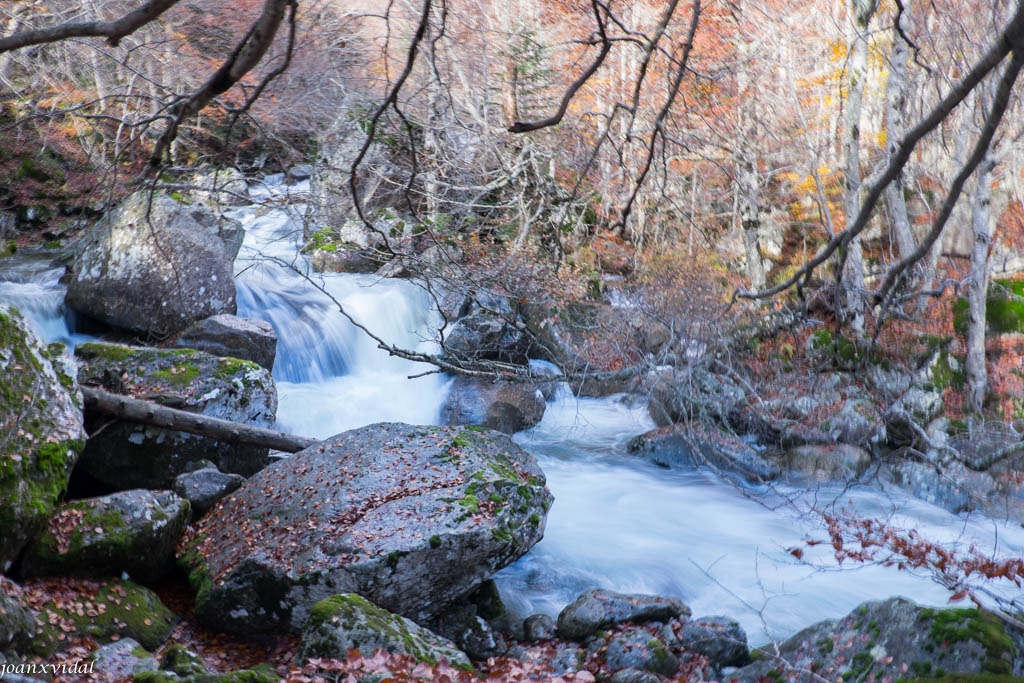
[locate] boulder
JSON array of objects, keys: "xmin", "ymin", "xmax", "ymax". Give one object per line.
[
  {"xmin": 734, "ymin": 598, "xmax": 1018, "ymax": 681},
  {"xmin": 781, "ymin": 444, "xmax": 872, "ymax": 483},
  {"xmin": 185, "ymin": 167, "xmax": 250, "ymax": 207},
  {"xmin": 178, "ymin": 423, "xmax": 552, "ymax": 634},
  {"xmin": 89, "ymin": 638, "xmax": 159, "ymax": 680},
  {"xmin": 644, "ymin": 367, "xmax": 746, "ymax": 428},
  {"xmin": 600, "ymin": 627, "xmax": 679, "ymax": 677},
  {"xmin": 297, "ymin": 594, "xmax": 471, "ymax": 668},
  {"xmin": 886, "ymin": 385, "xmax": 944, "ymax": 448},
  {"xmin": 310, "ymin": 245, "xmax": 380, "ymax": 274},
  {"xmin": 523, "ymin": 614, "xmax": 557, "ymax": 642},
  {"xmin": 440, "ymin": 376, "xmax": 546, "ymax": 434},
  {"xmin": 678, "ymin": 615, "xmax": 749, "ymax": 669},
  {"xmin": 0, "ymin": 578, "xmax": 37, "ymax": 656},
  {"xmin": 172, "ymin": 466, "xmax": 245, "ymax": 518},
  {"xmin": 556, "ymin": 589, "xmax": 690, "ymax": 641},
  {"xmin": 0, "ymin": 305, "xmax": 85, "ymax": 573},
  {"xmin": 75, "ymin": 342, "xmax": 277, "ymax": 489},
  {"xmin": 628, "ymin": 425, "xmax": 780, "ymax": 483},
  {"xmin": 65, "ymin": 191, "xmax": 241, "ymax": 338},
  {"xmin": 18, "ymin": 489, "xmax": 190, "ymax": 584},
  {"xmin": 431, "ymin": 603, "xmax": 507, "ymax": 660},
  {"xmin": 137, "ymin": 645, "xmax": 279, "ymax": 683},
  {"xmin": 174, "ymin": 314, "xmax": 278, "ymax": 370},
  {"xmin": 444, "ymin": 312, "xmax": 532, "ymax": 366}
]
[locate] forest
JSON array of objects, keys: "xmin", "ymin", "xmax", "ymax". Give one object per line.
[{"xmin": 5, "ymin": 0, "xmax": 1024, "ymax": 681}]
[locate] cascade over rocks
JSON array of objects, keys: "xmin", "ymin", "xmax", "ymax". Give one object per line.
[
  {"xmin": 65, "ymin": 190, "xmax": 241, "ymax": 338},
  {"xmin": 0, "ymin": 305, "xmax": 85, "ymax": 573},
  {"xmin": 75, "ymin": 342, "xmax": 277, "ymax": 489},
  {"xmin": 178, "ymin": 422, "xmax": 552, "ymax": 634},
  {"xmin": 17, "ymin": 489, "xmax": 190, "ymax": 584}
]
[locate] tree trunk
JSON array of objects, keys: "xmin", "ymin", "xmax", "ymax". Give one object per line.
[
  {"xmin": 840, "ymin": 0, "xmax": 878, "ymax": 335},
  {"xmin": 883, "ymin": 2, "xmax": 915, "ymax": 262},
  {"xmin": 966, "ymin": 154, "xmax": 996, "ymax": 413},
  {"xmin": 81, "ymin": 386, "xmax": 317, "ymax": 453},
  {"xmin": 740, "ymin": 158, "xmax": 766, "ymax": 290}
]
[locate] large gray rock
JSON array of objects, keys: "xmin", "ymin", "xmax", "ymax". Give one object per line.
[
  {"xmin": 440, "ymin": 376, "xmax": 546, "ymax": 434},
  {"xmin": 678, "ymin": 615, "xmax": 749, "ymax": 669},
  {"xmin": 18, "ymin": 489, "xmax": 190, "ymax": 584},
  {"xmin": 557, "ymin": 589, "xmax": 690, "ymax": 641},
  {"xmin": 781, "ymin": 444, "xmax": 872, "ymax": 483},
  {"xmin": 174, "ymin": 314, "xmax": 278, "ymax": 370},
  {"xmin": 65, "ymin": 191, "xmax": 241, "ymax": 338},
  {"xmin": 444, "ymin": 312, "xmax": 532, "ymax": 366},
  {"xmin": 173, "ymin": 466, "xmax": 245, "ymax": 517},
  {"xmin": 0, "ymin": 305, "xmax": 85, "ymax": 573},
  {"xmin": 0, "ymin": 578, "xmax": 37, "ymax": 656},
  {"xmin": 628, "ymin": 425, "xmax": 780, "ymax": 483},
  {"xmin": 601, "ymin": 627, "xmax": 679, "ymax": 677},
  {"xmin": 75, "ymin": 342, "xmax": 277, "ymax": 489},
  {"xmin": 644, "ymin": 367, "xmax": 747, "ymax": 428},
  {"xmin": 734, "ymin": 597, "xmax": 1019, "ymax": 681},
  {"xmin": 297, "ymin": 594, "xmax": 470, "ymax": 668},
  {"xmin": 178, "ymin": 423, "xmax": 552, "ymax": 634},
  {"xmin": 89, "ymin": 638, "xmax": 159, "ymax": 680}
]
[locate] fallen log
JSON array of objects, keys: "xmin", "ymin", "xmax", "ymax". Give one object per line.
[{"xmin": 81, "ymin": 386, "xmax": 317, "ymax": 453}]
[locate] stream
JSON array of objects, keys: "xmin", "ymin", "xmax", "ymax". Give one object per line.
[{"xmin": 6, "ymin": 176, "xmax": 1024, "ymax": 647}]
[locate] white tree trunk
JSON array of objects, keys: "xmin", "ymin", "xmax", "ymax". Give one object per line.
[
  {"xmin": 883, "ymin": 2, "xmax": 915, "ymax": 262},
  {"xmin": 966, "ymin": 154, "xmax": 996, "ymax": 413}
]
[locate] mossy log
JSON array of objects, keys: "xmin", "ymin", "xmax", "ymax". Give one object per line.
[{"xmin": 81, "ymin": 386, "xmax": 316, "ymax": 453}]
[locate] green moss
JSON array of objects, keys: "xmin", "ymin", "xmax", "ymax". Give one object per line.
[
  {"xmin": 927, "ymin": 608, "xmax": 1015, "ymax": 674},
  {"xmin": 75, "ymin": 341, "xmax": 138, "ymax": 363},
  {"xmin": 212, "ymin": 357, "xmax": 260, "ymax": 381},
  {"xmin": 528, "ymin": 513, "xmax": 541, "ymax": 527},
  {"xmin": 0, "ymin": 240, "xmax": 16, "ymax": 258},
  {"xmin": 491, "ymin": 527, "xmax": 513, "ymax": 542},
  {"xmin": 151, "ymin": 363, "xmax": 201, "ymax": 387},
  {"xmin": 43, "ymin": 580, "xmax": 178, "ymax": 651},
  {"xmin": 457, "ymin": 494, "xmax": 479, "ymax": 513},
  {"xmin": 429, "ymin": 535, "xmax": 442, "ymax": 549}
]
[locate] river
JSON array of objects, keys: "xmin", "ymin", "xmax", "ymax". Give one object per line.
[{"xmin": 5, "ymin": 176, "xmax": 1024, "ymax": 646}]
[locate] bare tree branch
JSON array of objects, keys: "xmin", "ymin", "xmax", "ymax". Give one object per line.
[{"xmin": 0, "ymin": 0, "xmax": 181, "ymax": 52}]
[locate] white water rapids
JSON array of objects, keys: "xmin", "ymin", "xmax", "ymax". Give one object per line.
[{"xmin": 6, "ymin": 177, "xmax": 1024, "ymax": 646}]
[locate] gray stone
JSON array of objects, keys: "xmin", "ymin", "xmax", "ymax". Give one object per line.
[
  {"xmin": 65, "ymin": 191, "xmax": 240, "ymax": 338},
  {"xmin": 173, "ymin": 466, "xmax": 245, "ymax": 517},
  {"xmin": 679, "ymin": 615, "xmax": 749, "ymax": 668},
  {"xmin": 186, "ymin": 167, "xmax": 250, "ymax": 208},
  {"xmin": 601, "ymin": 628, "xmax": 679, "ymax": 676},
  {"xmin": 557, "ymin": 589, "xmax": 690, "ymax": 641},
  {"xmin": 444, "ymin": 312, "xmax": 532, "ymax": 366},
  {"xmin": 441, "ymin": 376, "xmax": 546, "ymax": 434},
  {"xmin": 0, "ymin": 579, "xmax": 37, "ymax": 656},
  {"xmin": 175, "ymin": 313, "xmax": 278, "ymax": 370},
  {"xmin": 178, "ymin": 423, "xmax": 552, "ymax": 634},
  {"xmin": 431, "ymin": 603, "xmax": 507, "ymax": 660},
  {"xmin": 781, "ymin": 444, "xmax": 872, "ymax": 483},
  {"xmin": 297, "ymin": 594, "xmax": 470, "ymax": 668},
  {"xmin": 89, "ymin": 638, "xmax": 159, "ymax": 680},
  {"xmin": 75, "ymin": 342, "xmax": 277, "ymax": 489},
  {"xmin": 644, "ymin": 367, "xmax": 746, "ymax": 428},
  {"xmin": 523, "ymin": 614, "xmax": 557, "ymax": 642},
  {"xmin": 609, "ymin": 668, "xmax": 665, "ymax": 683},
  {"xmin": 310, "ymin": 246, "xmax": 380, "ymax": 274},
  {"xmin": 18, "ymin": 489, "xmax": 190, "ymax": 584},
  {"xmin": 0, "ymin": 306, "xmax": 85, "ymax": 573},
  {"xmin": 628, "ymin": 425, "xmax": 780, "ymax": 483},
  {"xmin": 734, "ymin": 597, "xmax": 1019, "ymax": 681}
]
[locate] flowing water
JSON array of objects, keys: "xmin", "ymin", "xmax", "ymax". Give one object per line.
[{"xmin": 6, "ymin": 178, "xmax": 1024, "ymax": 646}]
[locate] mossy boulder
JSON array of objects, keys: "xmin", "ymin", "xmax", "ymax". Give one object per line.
[
  {"xmin": 29, "ymin": 578, "xmax": 179, "ymax": 653},
  {"xmin": 296, "ymin": 594, "xmax": 470, "ymax": 668},
  {"xmin": 600, "ymin": 627, "xmax": 679, "ymax": 677},
  {"xmin": 733, "ymin": 597, "xmax": 1019, "ymax": 681},
  {"xmin": 18, "ymin": 489, "xmax": 190, "ymax": 584},
  {"xmin": 65, "ymin": 190, "xmax": 241, "ymax": 338},
  {"xmin": 0, "ymin": 305, "xmax": 85, "ymax": 573},
  {"xmin": 134, "ymin": 644, "xmax": 280, "ymax": 683},
  {"xmin": 178, "ymin": 422, "xmax": 552, "ymax": 634},
  {"xmin": 75, "ymin": 342, "xmax": 277, "ymax": 489}
]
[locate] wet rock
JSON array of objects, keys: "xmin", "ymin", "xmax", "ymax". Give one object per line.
[
  {"xmin": 734, "ymin": 597, "xmax": 1019, "ymax": 681},
  {"xmin": 89, "ymin": 638, "xmax": 159, "ymax": 680},
  {"xmin": 440, "ymin": 376, "xmax": 546, "ymax": 434},
  {"xmin": 628, "ymin": 425, "xmax": 780, "ymax": 483},
  {"xmin": 174, "ymin": 314, "xmax": 278, "ymax": 370},
  {"xmin": 296, "ymin": 594, "xmax": 470, "ymax": 668},
  {"xmin": 601, "ymin": 627, "xmax": 679, "ymax": 676},
  {"xmin": 557, "ymin": 589, "xmax": 690, "ymax": 641},
  {"xmin": 781, "ymin": 444, "xmax": 872, "ymax": 483},
  {"xmin": 644, "ymin": 367, "xmax": 746, "ymax": 428},
  {"xmin": 0, "ymin": 305, "xmax": 85, "ymax": 573},
  {"xmin": 310, "ymin": 245, "xmax": 380, "ymax": 273},
  {"xmin": 523, "ymin": 614, "xmax": 557, "ymax": 642},
  {"xmin": 173, "ymin": 466, "xmax": 245, "ymax": 518},
  {"xmin": 65, "ymin": 191, "xmax": 241, "ymax": 338},
  {"xmin": 75, "ymin": 342, "xmax": 277, "ymax": 489},
  {"xmin": 185, "ymin": 167, "xmax": 250, "ymax": 208},
  {"xmin": 430, "ymin": 603, "xmax": 507, "ymax": 660},
  {"xmin": 609, "ymin": 668, "xmax": 665, "ymax": 683},
  {"xmin": 445, "ymin": 312, "xmax": 532, "ymax": 366},
  {"xmin": 0, "ymin": 578, "xmax": 37, "ymax": 656},
  {"xmin": 678, "ymin": 615, "xmax": 749, "ymax": 669},
  {"xmin": 178, "ymin": 423, "xmax": 551, "ymax": 634},
  {"xmin": 18, "ymin": 489, "xmax": 189, "ymax": 584}
]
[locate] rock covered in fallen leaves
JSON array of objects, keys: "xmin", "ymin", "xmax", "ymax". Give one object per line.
[
  {"xmin": 134, "ymin": 644, "xmax": 280, "ymax": 683},
  {"xmin": 297, "ymin": 594, "xmax": 471, "ymax": 669},
  {"xmin": 557, "ymin": 590, "xmax": 690, "ymax": 641},
  {"xmin": 732, "ymin": 597, "xmax": 1019, "ymax": 681},
  {"xmin": 178, "ymin": 422, "xmax": 553, "ymax": 634},
  {"xmin": 64, "ymin": 190, "xmax": 241, "ymax": 338},
  {"xmin": 0, "ymin": 305, "xmax": 85, "ymax": 573},
  {"xmin": 89, "ymin": 637, "xmax": 159, "ymax": 680},
  {"xmin": 24, "ymin": 577, "xmax": 179, "ymax": 653},
  {"xmin": 75, "ymin": 342, "xmax": 277, "ymax": 489},
  {"xmin": 18, "ymin": 489, "xmax": 190, "ymax": 584}
]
